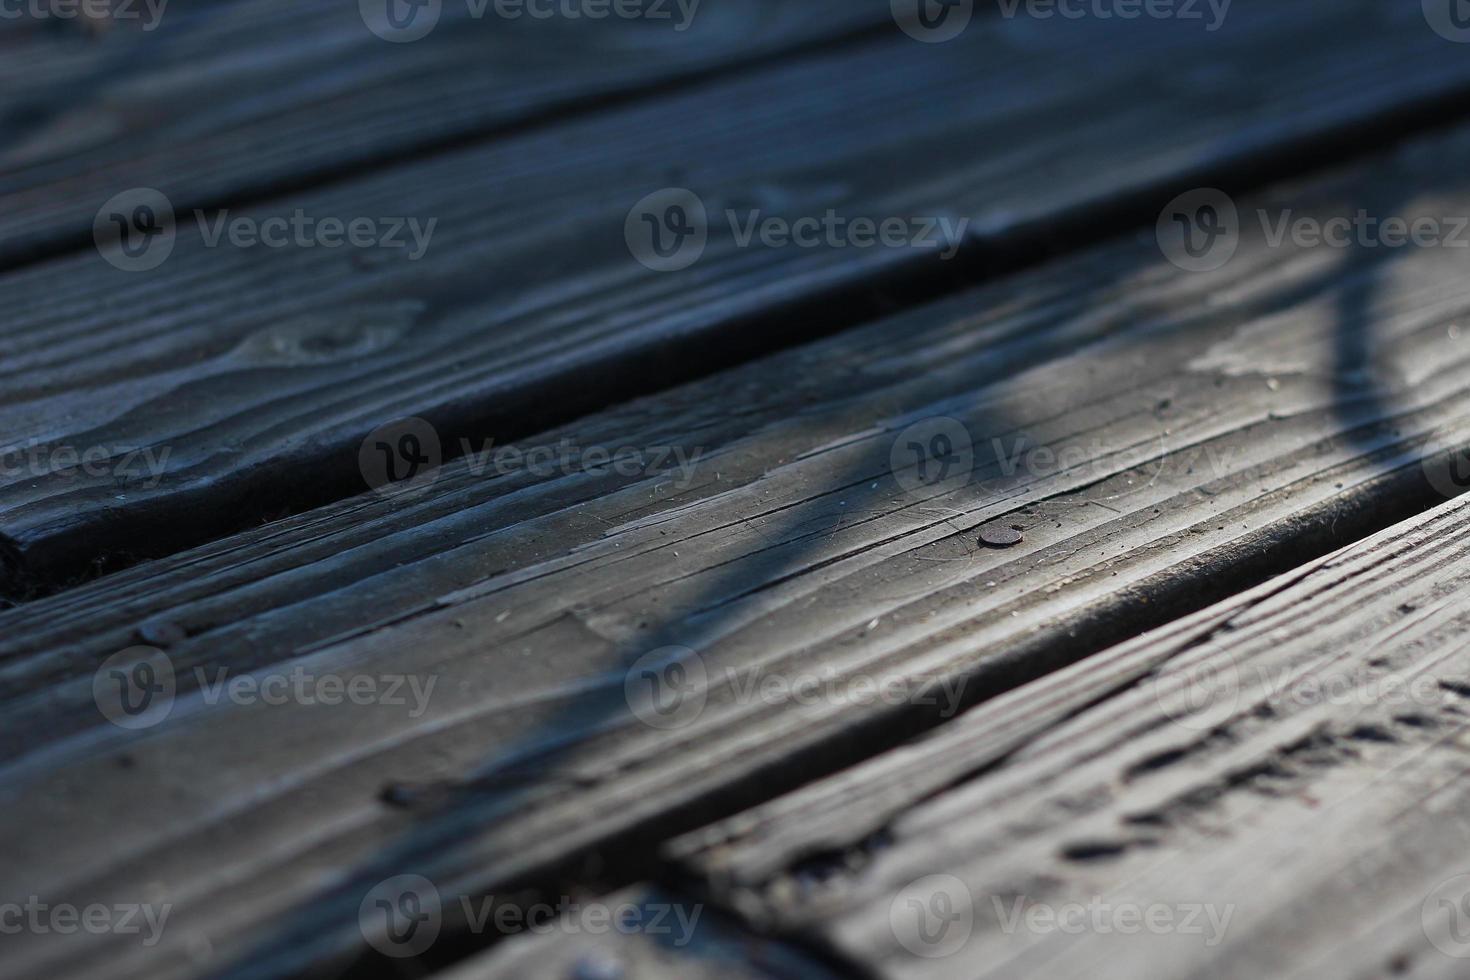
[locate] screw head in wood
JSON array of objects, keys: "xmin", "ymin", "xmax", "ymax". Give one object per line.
[{"xmin": 979, "ymin": 524, "xmax": 1023, "ymax": 548}]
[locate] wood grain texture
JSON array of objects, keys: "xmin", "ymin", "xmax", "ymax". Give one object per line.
[
  {"xmin": 0, "ymin": 0, "xmax": 882, "ymax": 264},
  {"xmin": 6, "ymin": 0, "xmax": 1470, "ymax": 591},
  {"xmin": 670, "ymin": 494, "xmax": 1470, "ymax": 980},
  {"xmin": 6, "ymin": 115, "xmax": 1470, "ymax": 978}
]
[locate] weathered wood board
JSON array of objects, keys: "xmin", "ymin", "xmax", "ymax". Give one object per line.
[
  {"xmin": 0, "ymin": 0, "xmax": 882, "ymax": 265},
  {"xmin": 429, "ymin": 886, "xmax": 844, "ymax": 979},
  {"xmin": 672, "ymin": 494, "xmax": 1470, "ymax": 980},
  {"xmin": 7, "ymin": 113, "xmax": 1470, "ymax": 978},
  {"xmin": 4, "ymin": 0, "xmax": 1468, "ymax": 590}
]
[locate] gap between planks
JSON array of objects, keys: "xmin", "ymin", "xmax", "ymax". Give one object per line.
[
  {"xmin": 8, "ymin": 112, "xmax": 1470, "ymax": 978},
  {"xmin": 668, "ymin": 493, "xmax": 1470, "ymax": 980},
  {"xmin": 6, "ymin": 0, "xmax": 1470, "ymax": 592},
  {"xmin": 0, "ymin": 0, "xmax": 889, "ymax": 268}
]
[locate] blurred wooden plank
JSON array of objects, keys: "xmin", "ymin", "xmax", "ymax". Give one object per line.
[
  {"xmin": 671, "ymin": 493, "xmax": 1470, "ymax": 980},
  {"xmin": 7, "ymin": 114, "xmax": 1470, "ymax": 978},
  {"xmin": 5, "ymin": 0, "xmax": 1470, "ymax": 590},
  {"xmin": 428, "ymin": 886, "xmax": 845, "ymax": 980},
  {"xmin": 0, "ymin": 0, "xmax": 884, "ymax": 264}
]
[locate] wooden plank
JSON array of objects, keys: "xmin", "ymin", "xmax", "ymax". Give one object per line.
[
  {"xmin": 8, "ymin": 113, "xmax": 1470, "ymax": 979},
  {"xmin": 5, "ymin": 0, "xmax": 1470, "ymax": 591},
  {"xmin": 427, "ymin": 886, "xmax": 845, "ymax": 979},
  {"xmin": 0, "ymin": 0, "xmax": 882, "ymax": 265},
  {"xmin": 670, "ymin": 493, "xmax": 1470, "ymax": 980}
]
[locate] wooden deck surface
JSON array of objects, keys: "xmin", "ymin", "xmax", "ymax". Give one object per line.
[
  {"xmin": 4, "ymin": 2, "xmax": 1470, "ymax": 978},
  {"xmin": 3, "ymin": 0, "xmax": 1465, "ymax": 592}
]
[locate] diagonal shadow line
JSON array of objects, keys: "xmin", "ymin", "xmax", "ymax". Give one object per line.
[
  {"xmin": 124, "ymin": 100, "xmax": 1457, "ymax": 980},
  {"xmin": 189, "ymin": 175, "xmax": 1434, "ymax": 979},
  {"xmin": 955, "ymin": 186, "xmax": 1460, "ymax": 980},
  {"xmin": 7, "ymin": 0, "xmax": 1465, "ymax": 975},
  {"xmin": 189, "ymin": 317, "xmax": 1041, "ymax": 980}
]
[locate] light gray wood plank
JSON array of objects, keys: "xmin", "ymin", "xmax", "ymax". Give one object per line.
[{"xmin": 671, "ymin": 497, "xmax": 1470, "ymax": 980}]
